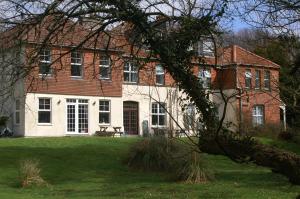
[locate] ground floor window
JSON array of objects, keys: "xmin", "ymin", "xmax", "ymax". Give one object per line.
[
  {"xmin": 99, "ymin": 100, "xmax": 110, "ymax": 124},
  {"xmin": 38, "ymin": 98, "xmax": 51, "ymax": 124},
  {"xmin": 151, "ymin": 102, "xmax": 166, "ymax": 126},
  {"xmin": 252, "ymin": 105, "xmax": 264, "ymax": 126},
  {"xmin": 15, "ymin": 99, "xmax": 20, "ymax": 125},
  {"xmin": 184, "ymin": 104, "xmax": 195, "ymax": 130}
]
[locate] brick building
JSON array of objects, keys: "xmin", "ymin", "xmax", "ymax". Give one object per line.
[{"xmin": 0, "ymin": 19, "xmax": 284, "ymax": 136}]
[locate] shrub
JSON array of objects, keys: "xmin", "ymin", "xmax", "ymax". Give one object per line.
[
  {"xmin": 126, "ymin": 137, "xmax": 180, "ymax": 171},
  {"xmin": 175, "ymin": 152, "xmax": 214, "ymax": 184},
  {"xmin": 278, "ymin": 127, "xmax": 300, "ymax": 145},
  {"xmin": 0, "ymin": 116, "xmax": 8, "ymax": 127},
  {"xmin": 126, "ymin": 137, "xmax": 214, "ymax": 184},
  {"xmin": 19, "ymin": 159, "xmax": 48, "ymax": 188},
  {"xmin": 278, "ymin": 130, "xmax": 294, "ymax": 141}
]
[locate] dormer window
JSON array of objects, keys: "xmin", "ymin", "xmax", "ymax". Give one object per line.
[{"xmin": 198, "ymin": 40, "xmax": 214, "ymax": 57}]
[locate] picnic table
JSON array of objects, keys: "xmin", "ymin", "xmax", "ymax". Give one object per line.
[{"xmin": 95, "ymin": 126, "xmax": 123, "ymax": 137}]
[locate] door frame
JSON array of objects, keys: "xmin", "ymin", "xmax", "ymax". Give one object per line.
[
  {"xmin": 123, "ymin": 101, "xmax": 139, "ymax": 135},
  {"xmin": 65, "ymin": 98, "xmax": 89, "ymax": 135}
]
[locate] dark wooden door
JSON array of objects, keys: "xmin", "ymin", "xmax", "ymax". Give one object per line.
[{"xmin": 123, "ymin": 101, "xmax": 139, "ymax": 135}]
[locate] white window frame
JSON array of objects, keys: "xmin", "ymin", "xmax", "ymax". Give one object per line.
[
  {"xmin": 252, "ymin": 105, "xmax": 264, "ymax": 126},
  {"xmin": 99, "ymin": 100, "xmax": 111, "ymax": 125},
  {"xmin": 99, "ymin": 56, "xmax": 111, "ymax": 80},
  {"xmin": 124, "ymin": 62, "xmax": 138, "ymax": 83},
  {"xmin": 245, "ymin": 69, "xmax": 252, "ymax": 89},
  {"xmin": 15, "ymin": 99, "xmax": 20, "ymax": 125},
  {"xmin": 151, "ymin": 102, "xmax": 167, "ymax": 127},
  {"xmin": 264, "ymin": 70, "xmax": 271, "ymax": 90},
  {"xmin": 70, "ymin": 51, "xmax": 83, "ymax": 78},
  {"xmin": 38, "ymin": 98, "xmax": 52, "ymax": 125},
  {"xmin": 155, "ymin": 64, "xmax": 165, "ymax": 85},
  {"xmin": 39, "ymin": 49, "xmax": 52, "ymax": 76},
  {"xmin": 198, "ymin": 68, "xmax": 211, "ymax": 89}
]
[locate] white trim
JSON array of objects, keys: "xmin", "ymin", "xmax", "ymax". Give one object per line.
[
  {"xmin": 99, "ymin": 55, "xmax": 111, "ymax": 80},
  {"xmin": 37, "ymin": 97, "xmax": 52, "ymax": 125},
  {"xmin": 99, "ymin": 100, "xmax": 111, "ymax": 125},
  {"xmin": 70, "ymin": 51, "xmax": 83, "ymax": 78},
  {"xmin": 151, "ymin": 102, "xmax": 167, "ymax": 127},
  {"xmin": 65, "ymin": 98, "xmax": 89, "ymax": 134},
  {"xmin": 124, "ymin": 62, "xmax": 138, "ymax": 83}
]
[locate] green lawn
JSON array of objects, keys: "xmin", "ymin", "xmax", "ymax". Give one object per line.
[{"xmin": 0, "ymin": 137, "xmax": 299, "ymax": 199}]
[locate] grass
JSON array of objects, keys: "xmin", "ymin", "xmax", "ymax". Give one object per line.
[{"xmin": 0, "ymin": 137, "xmax": 298, "ymax": 199}]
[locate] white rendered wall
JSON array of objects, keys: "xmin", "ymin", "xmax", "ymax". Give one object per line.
[
  {"xmin": 24, "ymin": 93, "xmax": 123, "ymax": 136},
  {"xmin": 122, "ymin": 84, "xmax": 185, "ymax": 136}
]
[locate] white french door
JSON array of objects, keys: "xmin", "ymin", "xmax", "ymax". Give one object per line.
[{"xmin": 66, "ymin": 99, "xmax": 89, "ymax": 134}]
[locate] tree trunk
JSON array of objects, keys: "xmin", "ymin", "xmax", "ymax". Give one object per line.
[{"xmin": 199, "ymin": 135, "xmax": 300, "ymax": 184}]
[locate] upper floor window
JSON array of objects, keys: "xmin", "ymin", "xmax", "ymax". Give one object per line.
[
  {"xmin": 255, "ymin": 70, "xmax": 261, "ymax": 89},
  {"xmin": 38, "ymin": 98, "xmax": 51, "ymax": 124},
  {"xmin": 39, "ymin": 49, "xmax": 52, "ymax": 75},
  {"xmin": 198, "ymin": 68, "xmax": 211, "ymax": 89},
  {"xmin": 198, "ymin": 40, "xmax": 214, "ymax": 57},
  {"xmin": 264, "ymin": 70, "xmax": 271, "ymax": 90},
  {"xmin": 15, "ymin": 99, "xmax": 20, "ymax": 125},
  {"xmin": 151, "ymin": 102, "xmax": 166, "ymax": 126},
  {"xmin": 156, "ymin": 64, "xmax": 165, "ymax": 85},
  {"xmin": 245, "ymin": 69, "xmax": 252, "ymax": 89},
  {"xmin": 124, "ymin": 62, "xmax": 138, "ymax": 83},
  {"xmin": 99, "ymin": 56, "xmax": 111, "ymax": 80},
  {"xmin": 252, "ymin": 105, "xmax": 264, "ymax": 126},
  {"xmin": 71, "ymin": 51, "xmax": 82, "ymax": 77},
  {"xmin": 99, "ymin": 100, "xmax": 110, "ymax": 124}
]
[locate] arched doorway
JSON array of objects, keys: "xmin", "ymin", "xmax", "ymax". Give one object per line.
[{"xmin": 123, "ymin": 101, "xmax": 139, "ymax": 135}]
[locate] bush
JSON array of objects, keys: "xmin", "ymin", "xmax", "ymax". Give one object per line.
[
  {"xmin": 126, "ymin": 137, "xmax": 180, "ymax": 171},
  {"xmin": 0, "ymin": 116, "xmax": 8, "ymax": 127},
  {"xmin": 278, "ymin": 128, "xmax": 300, "ymax": 145},
  {"xmin": 175, "ymin": 152, "xmax": 214, "ymax": 184},
  {"xmin": 126, "ymin": 137, "xmax": 214, "ymax": 184},
  {"xmin": 19, "ymin": 159, "xmax": 48, "ymax": 188},
  {"xmin": 278, "ymin": 130, "xmax": 294, "ymax": 141}
]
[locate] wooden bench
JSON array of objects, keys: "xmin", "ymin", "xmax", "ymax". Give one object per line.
[{"xmin": 95, "ymin": 126, "xmax": 123, "ymax": 137}]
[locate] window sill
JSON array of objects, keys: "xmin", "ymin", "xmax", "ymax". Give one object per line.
[
  {"xmin": 99, "ymin": 78, "xmax": 112, "ymax": 82},
  {"xmin": 38, "ymin": 74, "xmax": 53, "ymax": 79},
  {"xmin": 123, "ymin": 82, "xmax": 138, "ymax": 85},
  {"xmin": 71, "ymin": 76, "xmax": 83, "ymax": 80},
  {"xmin": 37, "ymin": 123, "xmax": 53, "ymax": 126},
  {"xmin": 99, "ymin": 123, "xmax": 111, "ymax": 126},
  {"xmin": 151, "ymin": 126, "xmax": 167, "ymax": 128}
]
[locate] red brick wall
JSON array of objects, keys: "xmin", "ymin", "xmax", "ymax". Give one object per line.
[
  {"xmin": 236, "ymin": 66, "xmax": 281, "ymax": 126},
  {"xmin": 25, "ymin": 46, "xmax": 123, "ymax": 97}
]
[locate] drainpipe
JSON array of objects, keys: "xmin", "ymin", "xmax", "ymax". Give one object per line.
[
  {"xmin": 280, "ymin": 104, "xmax": 287, "ymax": 131},
  {"xmin": 232, "ymin": 45, "xmax": 243, "ymax": 133}
]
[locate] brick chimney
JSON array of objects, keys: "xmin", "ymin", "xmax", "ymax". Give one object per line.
[{"xmin": 232, "ymin": 45, "xmax": 237, "ymax": 63}]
